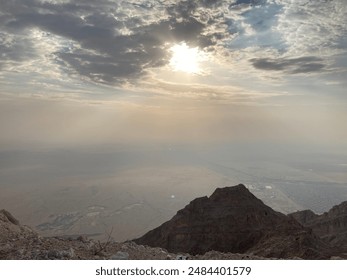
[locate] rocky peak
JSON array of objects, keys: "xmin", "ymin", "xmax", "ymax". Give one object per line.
[
  {"xmin": 327, "ymin": 201, "xmax": 347, "ymax": 217},
  {"xmin": 210, "ymin": 184, "xmax": 251, "ymax": 201},
  {"xmin": 133, "ymin": 184, "xmax": 330, "ymax": 258}
]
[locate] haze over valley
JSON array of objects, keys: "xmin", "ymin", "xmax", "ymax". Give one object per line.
[
  {"xmin": 0, "ymin": 0, "xmax": 347, "ymax": 243},
  {"xmin": 1, "ymin": 145, "xmax": 346, "ymax": 241}
]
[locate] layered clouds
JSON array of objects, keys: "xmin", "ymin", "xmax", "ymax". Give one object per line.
[
  {"xmin": 1, "ymin": 0, "xmax": 346, "ymax": 89},
  {"xmin": 0, "ymin": 0, "xmax": 346, "ymax": 149}
]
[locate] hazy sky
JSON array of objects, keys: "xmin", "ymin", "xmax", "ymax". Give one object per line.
[{"xmin": 0, "ymin": 0, "xmax": 346, "ymax": 151}]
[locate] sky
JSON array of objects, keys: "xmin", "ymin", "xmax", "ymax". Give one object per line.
[{"xmin": 0, "ymin": 0, "xmax": 346, "ymax": 153}]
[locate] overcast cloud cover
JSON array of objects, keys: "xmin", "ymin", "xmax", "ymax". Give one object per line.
[{"xmin": 0, "ymin": 0, "xmax": 346, "ymax": 150}]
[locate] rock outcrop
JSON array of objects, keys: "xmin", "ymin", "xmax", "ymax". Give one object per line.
[
  {"xmin": 134, "ymin": 184, "xmax": 331, "ymax": 259},
  {"xmin": 2, "ymin": 184, "xmax": 347, "ymax": 259},
  {"xmin": 289, "ymin": 201, "xmax": 347, "ymax": 248},
  {"xmin": 0, "ymin": 209, "xmax": 37, "ymax": 243},
  {"xmin": 0, "ymin": 208, "xmax": 268, "ymax": 260}
]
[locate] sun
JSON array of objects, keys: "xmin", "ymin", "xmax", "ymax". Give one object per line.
[{"xmin": 169, "ymin": 42, "xmax": 205, "ymax": 74}]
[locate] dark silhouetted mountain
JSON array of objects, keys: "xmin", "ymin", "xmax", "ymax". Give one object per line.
[
  {"xmin": 133, "ymin": 184, "xmax": 331, "ymax": 259},
  {"xmin": 290, "ymin": 201, "xmax": 347, "ymax": 248},
  {"xmin": 2, "ymin": 185, "xmax": 347, "ymax": 259},
  {"xmin": 0, "ymin": 208, "xmax": 270, "ymax": 260}
]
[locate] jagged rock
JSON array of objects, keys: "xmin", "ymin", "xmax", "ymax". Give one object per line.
[
  {"xmin": 248, "ymin": 227, "xmax": 330, "ymax": 259},
  {"xmin": 1, "ymin": 185, "xmax": 347, "ymax": 260},
  {"xmin": 133, "ymin": 184, "xmax": 331, "ymax": 259},
  {"xmin": 289, "ymin": 201, "xmax": 347, "ymax": 248},
  {"xmin": 0, "ymin": 208, "xmax": 38, "ymax": 247},
  {"xmin": 0, "ymin": 209, "xmax": 20, "ymax": 225},
  {"xmin": 0, "ymin": 207, "xmax": 274, "ymax": 259}
]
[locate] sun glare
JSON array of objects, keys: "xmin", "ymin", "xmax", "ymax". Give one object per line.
[{"xmin": 170, "ymin": 42, "xmax": 205, "ymax": 74}]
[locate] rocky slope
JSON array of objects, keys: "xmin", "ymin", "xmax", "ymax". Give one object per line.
[
  {"xmin": 1, "ymin": 184, "xmax": 347, "ymax": 259},
  {"xmin": 133, "ymin": 184, "xmax": 333, "ymax": 259},
  {"xmin": 0, "ymin": 208, "xmax": 269, "ymax": 260},
  {"xmin": 289, "ymin": 201, "xmax": 347, "ymax": 248}
]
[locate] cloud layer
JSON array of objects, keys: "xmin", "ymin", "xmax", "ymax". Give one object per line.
[
  {"xmin": 0, "ymin": 1, "xmax": 346, "ymax": 154},
  {"xmin": 0, "ymin": 0, "xmax": 346, "ymax": 90},
  {"xmin": 251, "ymin": 56, "xmax": 325, "ymax": 74}
]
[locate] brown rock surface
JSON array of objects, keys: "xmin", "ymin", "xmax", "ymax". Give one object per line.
[
  {"xmin": 2, "ymin": 185, "xmax": 346, "ymax": 260},
  {"xmin": 288, "ymin": 209, "xmax": 318, "ymax": 224},
  {"xmin": 289, "ymin": 201, "xmax": 347, "ymax": 248},
  {"xmin": 133, "ymin": 184, "xmax": 331, "ymax": 259},
  {"xmin": 0, "ymin": 208, "xmax": 268, "ymax": 259}
]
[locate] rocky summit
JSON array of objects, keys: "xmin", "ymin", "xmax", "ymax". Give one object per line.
[{"xmin": 133, "ymin": 184, "xmax": 333, "ymax": 259}]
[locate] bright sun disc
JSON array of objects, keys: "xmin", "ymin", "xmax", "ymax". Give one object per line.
[{"xmin": 170, "ymin": 43, "xmax": 205, "ymax": 74}]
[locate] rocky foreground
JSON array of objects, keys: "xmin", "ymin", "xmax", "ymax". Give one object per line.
[
  {"xmin": 0, "ymin": 208, "xmax": 268, "ymax": 260},
  {"xmin": 1, "ymin": 184, "xmax": 347, "ymax": 260}
]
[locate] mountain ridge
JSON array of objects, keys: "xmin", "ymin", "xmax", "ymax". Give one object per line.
[
  {"xmin": 1, "ymin": 184, "xmax": 347, "ymax": 259},
  {"xmin": 133, "ymin": 184, "xmax": 343, "ymax": 259},
  {"xmin": 289, "ymin": 201, "xmax": 347, "ymax": 248}
]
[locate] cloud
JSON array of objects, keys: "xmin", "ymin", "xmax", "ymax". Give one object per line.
[
  {"xmin": 0, "ymin": 0, "xmax": 346, "ymax": 89},
  {"xmin": 138, "ymin": 77, "xmax": 284, "ymax": 105},
  {"xmin": 1, "ymin": 0, "xmax": 231, "ymax": 84},
  {"xmin": 275, "ymin": 0, "xmax": 347, "ymax": 56},
  {"xmin": 0, "ymin": 33, "xmax": 36, "ymax": 70},
  {"xmin": 250, "ymin": 56, "xmax": 326, "ymax": 74}
]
